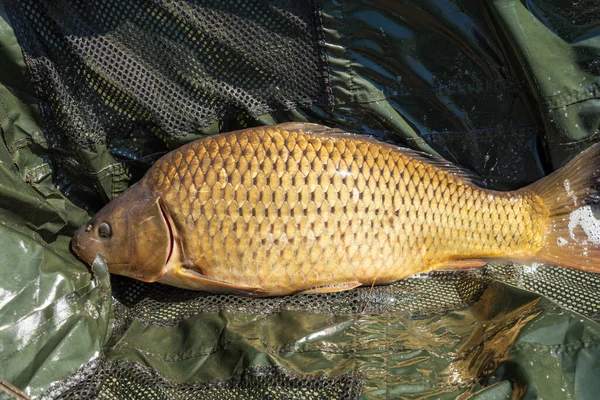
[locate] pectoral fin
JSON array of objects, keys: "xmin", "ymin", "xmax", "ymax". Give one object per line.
[
  {"xmin": 160, "ymin": 266, "xmax": 269, "ymax": 296},
  {"xmin": 299, "ymin": 281, "xmax": 362, "ymax": 294}
]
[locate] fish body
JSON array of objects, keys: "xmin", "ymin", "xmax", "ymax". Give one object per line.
[{"xmin": 72, "ymin": 123, "xmax": 600, "ymax": 296}]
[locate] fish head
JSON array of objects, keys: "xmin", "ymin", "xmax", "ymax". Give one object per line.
[{"xmin": 72, "ymin": 182, "xmax": 172, "ymax": 282}]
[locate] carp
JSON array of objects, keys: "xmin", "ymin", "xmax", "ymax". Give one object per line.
[{"xmin": 72, "ymin": 123, "xmax": 600, "ymax": 296}]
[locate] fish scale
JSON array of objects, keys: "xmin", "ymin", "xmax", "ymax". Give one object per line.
[
  {"xmin": 143, "ymin": 123, "xmax": 545, "ymax": 295},
  {"xmin": 74, "ymin": 124, "xmax": 600, "ymax": 295}
]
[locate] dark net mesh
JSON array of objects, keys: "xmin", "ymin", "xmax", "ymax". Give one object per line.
[
  {"xmin": 39, "ymin": 359, "xmax": 362, "ymax": 400},
  {"xmin": 109, "ymin": 264, "xmax": 600, "ymax": 328},
  {"xmin": 34, "ymin": 263, "xmax": 600, "ymax": 399},
  {"xmin": 42, "ymin": 263, "xmax": 600, "ymax": 400},
  {"xmin": 484, "ymin": 264, "xmax": 600, "ymax": 320},
  {"xmin": 110, "ymin": 270, "xmax": 490, "ymax": 326},
  {"xmin": 3, "ymin": 0, "xmax": 331, "ymax": 203},
  {"xmin": 6, "ymin": 0, "xmax": 330, "ymax": 147}
]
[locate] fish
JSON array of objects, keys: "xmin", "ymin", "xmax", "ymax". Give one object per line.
[{"xmin": 71, "ymin": 122, "xmax": 600, "ymax": 296}]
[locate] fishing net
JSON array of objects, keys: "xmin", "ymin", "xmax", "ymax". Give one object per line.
[
  {"xmin": 3, "ymin": 0, "xmax": 331, "ymax": 208},
  {"xmin": 37, "ymin": 265, "xmax": 600, "ymax": 399},
  {"xmin": 39, "ymin": 360, "xmax": 362, "ymax": 400},
  {"xmin": 109, "ymin": 264, "xmax": 600, "ymax": 327}
]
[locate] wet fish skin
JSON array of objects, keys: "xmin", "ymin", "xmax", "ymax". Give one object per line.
[
  {"xmin": 72, "ymin": 123, "xmax": 600, "ymax": 296},
  {"xmin": 139, "ymin": 123, "xmax": 544, "ymax": 293}
]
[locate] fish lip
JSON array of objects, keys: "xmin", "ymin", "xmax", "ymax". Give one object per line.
[
  {"xmin": 71, "ymin": 228, "xmax": 84, "ymax": 258},
  {"xmin": 158, "ymin": 198, "xmax": 174, "ymax": 269},
  {"xmin": 71, "ymin": 239, "xmax": 81, "ymax": 258}
]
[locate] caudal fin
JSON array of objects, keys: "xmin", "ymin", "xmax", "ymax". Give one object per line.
[{"xmin": 528, "ymin": 143, "xmax": 600, "ymax": 273}]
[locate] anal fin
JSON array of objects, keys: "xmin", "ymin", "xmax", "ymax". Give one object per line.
[
  {"xmin": 434, "ymin": 259, "xmax": 487, "ymax": 271},
  {"xmin": 299, "ymin": 281, "xmax": 362, "ymax": 295}
]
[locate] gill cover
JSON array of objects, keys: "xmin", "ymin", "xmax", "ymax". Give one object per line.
[{"xmin": 72, "ymin": 182, "xmax": 172, "ymax": 282}]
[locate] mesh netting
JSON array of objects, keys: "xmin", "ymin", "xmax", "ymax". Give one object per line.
[
  {"xmin": 3, "ymin": 0, "xmax": 331, "ymax": 204},
  {"xmin": 6, "ymin": 0, "xmax": 330, "ymax": 147},
  {"xmin": 41, "ymin": 264, "xmax": 600, "ymax": 399},
  {"xmin": 110, "ymin": 270, "xmax": 489, "ymax": 326},
  {"xmin": 484, "ymin": 264, "xmax": 600, "ymax": 319},
  {"xmin": 109, "ymin": 264, "xmax": 600, "ymax": 328},
  {"xmin": 39, "ymin": 359, "xmax": 362, "ymax": 400}
]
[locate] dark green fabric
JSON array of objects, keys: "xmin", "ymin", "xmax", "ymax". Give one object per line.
[{"xmin": 0, "ymin": 0, "xmax": 600, "ymax": 399}]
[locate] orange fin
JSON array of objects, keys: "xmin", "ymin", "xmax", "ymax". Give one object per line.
[
  {"xmin": 434, "ymin": 259, "xmax": 487, "ymax": 271},
  {"xmin": 276, "ymin": 122, "xmax": 345, "ymax": 136},
  {"xmin": 160, "ymin": 267, "xmax": 269, "ymax": 297},
  {"xmin": 526, "ymin": 142, "xmax": 600, "ymax": 273},
  {"xmin": 299, "ymin": 281, "xmax": 362, "ymax": 295}
]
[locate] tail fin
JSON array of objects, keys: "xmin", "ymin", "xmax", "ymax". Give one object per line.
[{"xmin": 528, "ymin": 143, "xmax": 600, "ymax": 272}]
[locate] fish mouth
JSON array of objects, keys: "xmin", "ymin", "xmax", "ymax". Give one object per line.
[
  {"xmin": 158, "ymin": 198, "xmax": 174, "ymax": 268},
  {"xmin": 71, "ymin": 227, "xmax": 87, "ymax": 261},
  {"xmin": 71, "ymin": 237, "xmax": 82, "ymax": 258}
]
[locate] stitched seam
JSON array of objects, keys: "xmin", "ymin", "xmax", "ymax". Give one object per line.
[
  {"xmin": 546, "ymin": 131, "xmax": 600, "ymax": 146},
  {"xmin": 338, "ymin": 2, "xmax": 357, "ymax": 104},
  {"xmin": 385, "ymin": 308, "xmax": 390, "ymax": 400},
  {"xmin": 513, "ymin": 339, "xmax": 600, "ymax": 353},
  {"xmin": 0, "ymin": 93, "xmax": 15, "ymax": 152},
  {"xmin": 113, "ymin": 340, "xmax": 414, "ymax": 362},
  {"xmin": 421, "ymin": 126, "xmax": 537, "ymax": 137},
  {"xmin": 544, "ymin": 82, "xmax": 600, "ymax": 109}
]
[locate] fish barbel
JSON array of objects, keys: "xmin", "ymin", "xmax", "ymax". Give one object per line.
[{"xmin": 72, "ymin": 123, "xmax": 600, "ymax": 296}]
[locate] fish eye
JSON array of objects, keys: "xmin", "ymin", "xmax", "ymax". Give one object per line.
[{"xmin": 98, "ymin": 222, "xmax": 112, "ymax": 238}]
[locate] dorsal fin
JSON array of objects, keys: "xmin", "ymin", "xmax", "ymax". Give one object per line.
[
  {"xmin": 387, "ymin": 145, "xmax": 487, "ymax": 188},
  {"xmin": 276, "ymin": 122, "xmax": 346, "ymax": 135},
  {"xmin": 275, "ymin": 122, "xmax": 487, "ymax": 188}
]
